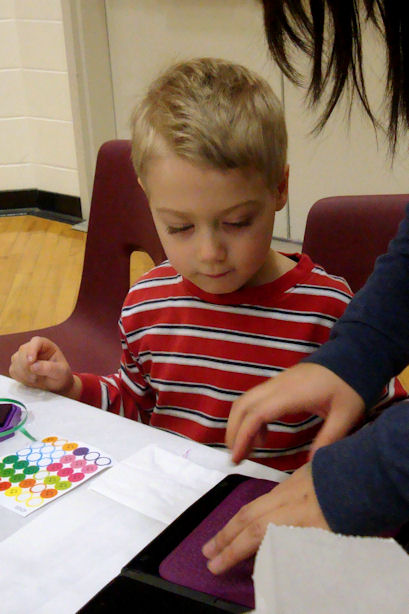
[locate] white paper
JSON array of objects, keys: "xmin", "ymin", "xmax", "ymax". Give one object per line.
[
  {"xmin": 0, "ymin": 487, "xmax": 166, "ymax": 614},
  {"xmin": 253, "ymin": 524, "xmax": 409, "ymax": 614},
  {"xmin": 89, "ymin": 444, "xmax": 226, "ymax": 523}
]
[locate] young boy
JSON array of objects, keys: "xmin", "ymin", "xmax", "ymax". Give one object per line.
[{"xmin": 9, "ymin": 58, "xmax": 406, "ymax": 473}]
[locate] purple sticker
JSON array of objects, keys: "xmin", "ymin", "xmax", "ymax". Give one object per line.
[{"xmin": 73, "ymin": 447, "xmax": 89, "ymax": 457}]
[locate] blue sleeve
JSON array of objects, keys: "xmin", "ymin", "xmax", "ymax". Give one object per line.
[
  {"xmin": 312, "ymin": 401, "xmax": 409, "ymax": 534},
  {"xmin": 305, "ymin": 203, "xmax": 409, "ymax": 408}
]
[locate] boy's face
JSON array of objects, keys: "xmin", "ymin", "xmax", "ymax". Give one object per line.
[{"xmin": 140, "ymin": 153, "xmax": 288, "ymax": 294}]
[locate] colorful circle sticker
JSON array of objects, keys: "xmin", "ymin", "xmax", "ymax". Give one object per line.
[
  {"xmin": 19, "ymin": 478, "xmax": 36, "ymax": 489},
  {"xmin": 62, "ymin": 442, "xmax": 78, "ymax": 452},
  {"xmin": 0, "ymin": 482, "xmax": 11, "ymax": 491},
  {"xmin": 24, "ymin": 465, "xmax": 40, "ymax": 475},
  {"xmin": 0, "ymin": 468, "xmax": 14, "ymax": 478},
  {"xmin": 26, "ymin": 496, "xmax": 44, "ymax": 508},
  {"xmin": 37, "ymin": 457, "xmax": 53, "ymax": 468},
  {"xmin": 42, "ymin": 436, "xmax": 58, "ymax": 444},
  {"xmin": 41, "ymin": 445, "xmax": 55, "ymax": 455},
  {"xmin": 84, "ymin": 451, "xmax": 99, "ymax": 462},
  {"xmin": 46, "ymin": 462, "xmax": 63, "ymax": 472},
  {"xmin": 30, "ymin": 483, "xmax": 46, "ymax": 494},
  {"xmin": 9, "ymin": 473, "xmax": 26, "ymax": 483},
  {"xmin": 5, "ymin": 486, "xmax": 22, "ymax": 497},
  {"xmin": 60, "ymin": 454, "xmax": 76, "ymax": 464},
  {"xmin": 14, "ymin": 460, "xmax": 29, "ymax": 470},
  {"xmin": 15, "ymin": 491, "xmax": 32, "ymax": 503},
  {"xmin": 82, "ymin": 464, "xmax": 98, "ymax": 474},
  {"xmin": 95, "ymin": 457, "xmax": 112, "ymax": 466},
  {"xmin": 44, "ymin": 475, "xmax": 60, "ymax": 485},
  {"xmin": 55, "ymin": 480, "xmax": 72, "ymax": 490},
  {"xmin": 3, "ymin": 455, "xmax": 18, "ymax": 465},
  {"xmin": 40, "ymin": 489, "xmax": 58, "ymax": 499},
  {"xmin": 73, "ymin": 447, "xmax": 89, "ymax": 456},
  {"xmin": 17, "ymin": 448, "xmax": 31, "ymax": 458},
  {"xmin": 70, "ymin": 472, "xmax": 85, "ymax": 482},
  {"xmin": 70, "ymin": 459, "xmax": 86, "ymax": 469},
  {"xmin": 27, "ymin": 452, "xmax": 41, "ymax": 462}
]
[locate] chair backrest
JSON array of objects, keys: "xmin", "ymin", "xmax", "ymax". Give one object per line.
[
  {"xmin": 302, "ymin": 195, "xmax": 409, "ymax": 292},
  {"xmin": 76, "ymin": 140, "xmax": 166, "ymax": 329}
]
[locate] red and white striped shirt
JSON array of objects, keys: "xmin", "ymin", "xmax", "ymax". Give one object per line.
[{"xmin": 78, "ymin": 254, "xmax": 406, "ymax": 472}]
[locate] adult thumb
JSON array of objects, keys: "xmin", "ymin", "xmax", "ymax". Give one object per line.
[{"xmin": 309, "ymin": 408, "xmax": 360, "ymax": 459}]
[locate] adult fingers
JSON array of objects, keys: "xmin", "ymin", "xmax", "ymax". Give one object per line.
[
  {"xmin": 202, "ymin": 491, "xmax": 276, "ymax": 573},
  {"xmin": 205, "ymin": 512, "xmax": 271, "ymax": 575}
]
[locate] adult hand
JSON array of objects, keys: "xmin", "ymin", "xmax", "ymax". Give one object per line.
[
  {"xmin": 9, "ymin": 336, "xmax": 81, "ymax": 399},
  {"xmin": 202, "ymin": 463, "xmax": 329, "ymax": 575},
  {"xmin": 226, "ymin": 362, "xmax": 365, "ymax": 463}
]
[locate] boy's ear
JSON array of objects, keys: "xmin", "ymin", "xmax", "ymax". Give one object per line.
[{"xmin": 275, "ymin": 164, "xmax": 289, "ymax": 212}]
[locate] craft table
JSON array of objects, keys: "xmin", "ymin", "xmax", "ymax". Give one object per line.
[{"xmin": 0, "ymin": 375, "xmax": 286, "ymax": 613}]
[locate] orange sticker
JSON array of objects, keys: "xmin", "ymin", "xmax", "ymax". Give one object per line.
[
  {"xmin": 19, "ymin": 478, "xmax": 36, "ymax": 489},
  {"xmin": 62, "ymin": 442, "xmax": 78, "ymax": 451},
  {"xmin": 42, "ymin": 436, "xmax": 58, "ymax": 443},
  {"xmin": 40, "ymin": 488, "xmax": 58, "ymax": 499}
]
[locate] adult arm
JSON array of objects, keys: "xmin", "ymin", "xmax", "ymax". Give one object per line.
[{"xmin": 313, "ymin": 400, "xmax": 409, "ymax": 534}]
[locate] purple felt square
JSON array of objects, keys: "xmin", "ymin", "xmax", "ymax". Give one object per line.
[{"xmin": 159, "ymin": 477, "xmax": 278, "ymax": 608}]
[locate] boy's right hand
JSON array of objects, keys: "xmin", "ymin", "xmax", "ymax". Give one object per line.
[{"xmin": 9, "ymin": 336, "xmax": 81, "ymax": 399}]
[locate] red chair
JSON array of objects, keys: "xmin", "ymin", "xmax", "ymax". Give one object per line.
[
  {"xmin": 302, "ymin": 194, "xmax": 409, "ymax": 292},
  {"xmin": 0, "ymin": 140, "xmax": 166, "ymax": 375}
]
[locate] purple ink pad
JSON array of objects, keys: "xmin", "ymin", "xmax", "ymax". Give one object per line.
[{"xmin": 159, "ymin": 477, "xmax": 278, "ymax": 609}]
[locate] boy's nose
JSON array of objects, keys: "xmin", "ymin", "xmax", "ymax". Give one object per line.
[{"xmin": 197, "ymin": 231, "xmax": 227, "ymax": 263}]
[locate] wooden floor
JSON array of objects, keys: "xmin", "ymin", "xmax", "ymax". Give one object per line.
[
  {"xmin": 1, "ymin": 214, "xmax": 408, "ymax": 390},
  {"xmin": 0, "ymin": 215, "xmax": 153, "ymax": 335}
]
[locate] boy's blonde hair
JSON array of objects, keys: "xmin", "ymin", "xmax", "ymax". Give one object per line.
[{"xmin": 131, "ymin": 57, "xmax": 287, "ymax": 191}]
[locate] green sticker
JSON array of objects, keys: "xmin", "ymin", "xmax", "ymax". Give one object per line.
[
  {"xmin": 3, "ymin": 455, "xmax": 18, "ymax": 465},
  {"xmin": 55, "ymin": 481, "xmax": 72, "ymax": 490},
  {"xmin": 14, "ymin": 460, "xmax": 29, "ymax": 470},
  {"xmin": 44, "ymin": 476, "xmax": 60, "ymax": 485},
  {"xmin": 9, "ymin": 473, "xmax": 25, "ymax": 483},
  {"xmin": 0, "ymin": 468, "xmax": 14, "ymax": 478},
  {"xmin": 24, "ymin": 465, "xmax": 40, "ymax": 475}
]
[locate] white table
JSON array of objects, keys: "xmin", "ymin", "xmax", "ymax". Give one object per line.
[{"xmin": 0, "ymin": 375, "xmax": 286, "ymax": 613}]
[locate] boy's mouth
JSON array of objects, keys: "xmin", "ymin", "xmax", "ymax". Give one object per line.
[{"xmin": 203, "ymin": 271, "xmax": 231, "ymax": 279}]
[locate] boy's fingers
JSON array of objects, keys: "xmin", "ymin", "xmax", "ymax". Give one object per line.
[{"xmin": 31, "ymin": 359, "xmax": 66, "ymax": 381}]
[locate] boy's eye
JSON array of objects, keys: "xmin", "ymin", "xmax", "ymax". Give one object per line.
[
  {"xmin": 167, "ymin": 224, "xmax": 193, "ymax": 234},
  {"xmin": 223, "ymin": 218, "xmax": 252, "ymax": 229}
]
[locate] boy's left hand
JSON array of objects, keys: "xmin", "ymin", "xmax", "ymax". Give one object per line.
[{"xmin": 202, "ymin": 463, "xmax": 330, "ymax": 575}]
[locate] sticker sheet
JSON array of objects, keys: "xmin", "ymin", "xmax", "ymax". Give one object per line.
[{"xmin": 0, "ymin": 436, "xmax": 113, "ymax": 516}]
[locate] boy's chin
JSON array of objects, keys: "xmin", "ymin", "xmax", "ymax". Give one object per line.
[{"xmin": 190, "ymin": 273, "xmax": 244, "ymax": 295}]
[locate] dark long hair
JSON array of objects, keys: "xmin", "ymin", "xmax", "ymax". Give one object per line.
[{"xmin": 262, "ymin": 1, "xmax": 409, "ymax": 152}]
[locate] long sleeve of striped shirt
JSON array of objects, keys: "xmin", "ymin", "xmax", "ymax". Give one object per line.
[{"xmin": 77, "ymin": 253, "xmax": 407, "ymax": 472}]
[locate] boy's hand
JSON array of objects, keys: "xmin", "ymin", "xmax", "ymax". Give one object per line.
[
  {"xmin": 202, "ymin": 463, "xmax": 329, "ymax": 575},
  {"xmin": 9, "ymin": 336, "xmax": 81, "ymax": 399},
  {"xmin": 226, "ymin": 362, "xmax": 365, "ymax": 464}
]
